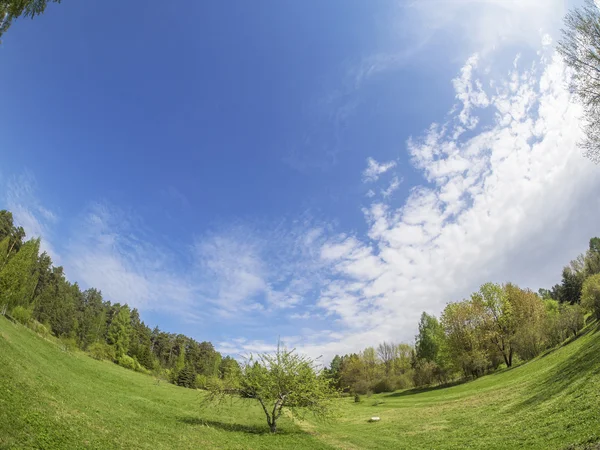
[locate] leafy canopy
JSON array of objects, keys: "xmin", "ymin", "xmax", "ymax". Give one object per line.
[{"xmin": 205, "ymin": 343, "xmax": 336, "ymax": 433}]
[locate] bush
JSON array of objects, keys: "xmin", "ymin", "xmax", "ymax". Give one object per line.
[
  {"xmin": 195, "ymin": 374, "xmax": 207, "ymax": 389},
  {"xmin": 413, "ymin": 359, "xmax": 437, "ymax": 387},
  {"xmin": 117, "ymin": 354, "xmax": 141, "ymax": 371},
  {"xmin": 371, "ymin": 378, "xmax": 395, "ymax": 394},
  {"xmin": 11, "ymin": 306, "xmax": 32, "ymax": 325},
  {"xmin": 59, "ymin": 336, "xmax": 79, "ymax": 353},
  {"xmin": 135, "ymin": 364, "xmax": 150, "ymax": 375},
  {"xmin": 28, "ymin": 320, "xmax": 51, "ymax": 339},
  {"xmin": 352, "ymin": 380, "xmax": 370, "ymax": 395},
  {"xmin": 392, "ymin": 373, "xmax": 414, "ymax": 390},
  {"xmin": 88, "ymin": 342, "xmax": 116, "ymax": 361}
]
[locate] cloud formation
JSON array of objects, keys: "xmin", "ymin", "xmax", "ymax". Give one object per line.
[
  {"xmin": 362, "ymin": 157, "xmax": 397, "ymax": 182},
  {"xmin": 292, "ymin": 49, "xmax": 599, "ymax": 361},
  {"xmin": 400, "ymin": 0, "xmax": 568, "ymax": 55},
  {"xmin": 4, "ymin": 48, "xmax": 599, "ymax": 363}
]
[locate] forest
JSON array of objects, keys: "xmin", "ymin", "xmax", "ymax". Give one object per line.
[
  {"xmin": 0, "ymin": 210, "xmax": 239, "ymax": 389},
  {"xmin": 325, "ymin": 238, "xmax": 600, "ymax": 395},
  {"xmin": 2, "ymin": 208, "xmax": 600, "ymax": 396}
]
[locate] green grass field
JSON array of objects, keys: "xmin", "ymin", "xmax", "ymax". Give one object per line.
[{"xmin": 1, "ymin": 316, "xmax": 599, "ymax": 449}]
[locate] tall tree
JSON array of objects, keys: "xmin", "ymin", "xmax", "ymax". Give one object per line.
[
  {"xmin": 107, "ymin": 305, "xmax": 131, "ymax": 358},
  {"xmin": 472, "ymin": 283, "xmax": 516, "ymax": 367},
  {"xmin": 441, "ymin": 299, "xmax": 488, "ymax": 378},
  {"xmin": 76, "ymin": 288, "xmax": 107, "ymax": 349},
  {"xmin": 581, "ymin": 273, "xmax": 600, "ymax": 320},
  {"xmin": 585, "ymin": 237, "xmax": 600, "ymax": 276},
  {"xmin": 377, "ymin": 341, "xmax": 397, "ymax": 375},
  {"xmin": 0, "ymin": 238, "xmax": 40, "ymax": 311},
  {"xmin": 33, "ymin": 265, "xmax": 78, "ymax": 337},
  {"xmin": 415, "ymin": 312, "xmax": 445, "ymax": 363},
  {"xmin": 558, "ymin": 0, "xmax": 600, "ymax": 163},
  {"xmin": 560, "ymin": 265, "xmax": 585, "ymax": 304}
]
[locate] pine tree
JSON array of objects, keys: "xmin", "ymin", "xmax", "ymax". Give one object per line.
[
  {"xmin": 107, "ymin": 306, "xmax": 131, "ymax": 358},
  {"xmin": 176, "ymin": 364, "xmax": 197, "ymax": 388}
]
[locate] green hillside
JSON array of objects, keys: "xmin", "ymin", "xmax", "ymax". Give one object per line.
[{"xmin": 1, "ymin": 315, "xmax": 599, "ymax": 450}]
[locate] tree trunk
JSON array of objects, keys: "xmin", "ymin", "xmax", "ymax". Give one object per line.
[{"xmin": 269, "ymin": 420, "xmax": 277, "ymax": 433}]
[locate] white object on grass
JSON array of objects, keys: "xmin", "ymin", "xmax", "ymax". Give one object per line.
[{"xmin": 369, "ymin": 417, "xmax": 380, "ymax": 422}]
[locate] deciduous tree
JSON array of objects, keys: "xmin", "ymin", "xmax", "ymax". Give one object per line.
[
  {"xmin": 558, "ymin": 0, "xmax": 600, "ymax": 163},
  {"xmin": 205, "ymin": 344, "xmax": 335, "ymax": 433}
]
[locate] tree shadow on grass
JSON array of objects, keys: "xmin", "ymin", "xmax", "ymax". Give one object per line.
[
  {"xmin": 178, "ymin": 417, "xmax": 305, "ymax": 436},
  {"xmin": 513, "ymin": 323, "xmax": 600, "ymax": 412},
  {"xmin": 384, "ymin": 379, "xmax": 469, "ymax": 398}
]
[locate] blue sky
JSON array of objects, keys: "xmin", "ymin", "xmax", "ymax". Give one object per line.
[{"xmin": 2, "ymin": 0, "xmax": 599, "ymax": 360}]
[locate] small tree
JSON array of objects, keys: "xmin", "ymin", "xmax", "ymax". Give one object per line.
[{"xmin": 205, "ymin": 344, "xmax": 336, "ymax": 433}]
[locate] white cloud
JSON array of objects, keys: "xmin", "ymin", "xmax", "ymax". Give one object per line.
[
  {"xmin": 187, "ymin": 219, "xmax": 339, "ymax": 323},
  {"xmin": 292, "ymin": 51, "xmax": 600, "ymax": 362},
  {"xmin": 362, "ymin": 157, "xmax": 397, "ymax": 182},
  {"xmin": 381, "ymin": 176, "xmax": 402, "ymax": 199},
  {"xmin": 64, "ymin": 203, "xmax": 200, "ymax": 318},
  {"xmin": 452, "ymin": 54, "xmax": 490, "ymax": 129},
  {"xmin": 401, "ymin": 0, "xmax": 569, "ymax": 55}
]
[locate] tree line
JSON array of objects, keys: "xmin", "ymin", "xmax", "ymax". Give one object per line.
[
  {"xmin": 325, "ymin": 238, "xmax": 600, "ymax": 396},
  {"xmin": 0, "ymin": 210, "xmax": 240, "ymax": 388}
]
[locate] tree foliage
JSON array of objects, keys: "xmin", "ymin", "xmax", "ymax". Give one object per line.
[
  {"xmin": 205, "ymin": 344, "xmax": 335, "ymax": 433},
  {"xmin": 558, "ymin": 0, "xmax": 600, "ymax": 163},
  {"xmin": 0, "ymin": 209, "xmax": 225, "ymax": 388},
  {"xmin": 581, "ymin": 273, "xmax": 600, "ymax": 320},
  {"xmin": 0, "ymin": 0, "xmax": 61, "ymax": 37}
]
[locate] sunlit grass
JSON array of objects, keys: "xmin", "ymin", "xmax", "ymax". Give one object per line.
[{"xmin": 1, "ymin": 316, "xmax": 599, "ymax": 449}]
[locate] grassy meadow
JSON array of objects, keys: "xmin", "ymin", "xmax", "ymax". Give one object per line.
[{"xmin": 1, "ymin": 315, "xmax": 599, "ymax": 449}]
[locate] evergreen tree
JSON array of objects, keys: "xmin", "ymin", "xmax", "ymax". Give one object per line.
[
  {"xmin": 107, "ymin": 306, "xmax": 131, "ymax": 358},
  {"xmin": 76, "ymin": 288, "xmax": 107, "ymax": 349},
  {"xmin": 0, "ymin": 238, "xmax": 40, "ymax": 311},
  {"xmin": 176, "ymin": 364, "xmax": 197, "ymax": 388}
]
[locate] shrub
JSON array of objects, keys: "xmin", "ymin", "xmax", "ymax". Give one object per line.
[
  {"xmin": 135, "ymin": 364, "xmax": 150, "ymax": 375},
  {"xmin": 354, "ymin": 393, "xmax": 361, "ymax": 403},
  {"xmin": 28, "ymin": 320, "xmax": 51, "ymax": 339},
  {"xmin": 117, "ymin": 354, "xmax": 140, "ymax": 371},
  {"xmin": 352, "ymin": 380, "xmax": 370, "ymax": 395},
  {"xmin": 371, "ymin": 378, "xmax": 395, "ymax": 394},
  {"xmin": 88, "ymin": 342, "xmax": 116, "ymax": 361},
  {"xmin": 11, "ymin": 306, "xmax": 32, "ymax": 325},
  {"xmin": 195, "ymin": 374, "xmax": 207, "ymax": 389},
  {"xmin": 413, "ymin": 359, "xmax": 437, "ymax": 387},
  {"xmin": 392, "ymin": 373, "xmax": 414, "ymax": 390},
  {"xmin": 59, "ymin": 336, "xmax": 78, "ymax": 353}
]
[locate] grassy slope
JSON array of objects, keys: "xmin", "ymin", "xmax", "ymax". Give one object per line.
[
  {"xmin": 0, "ymin": 317, "xmax": 330, "ymax": 450},
  {"xmin": 312, "ymin": 326, "xmax": 600, "ymax": 450},
  {"xmin": 1, "ymin": 316, "xmax": 599, "ymax": 450}
]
